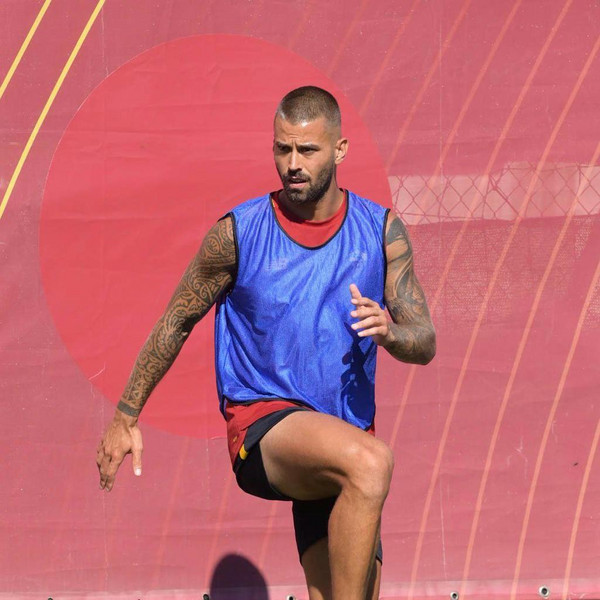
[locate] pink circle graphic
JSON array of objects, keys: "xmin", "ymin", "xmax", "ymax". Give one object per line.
[{"xmin": 40, "ymin": 34, "xmax": 391, "ymax": 438}]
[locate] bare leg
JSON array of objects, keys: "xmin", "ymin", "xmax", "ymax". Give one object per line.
[
  {"xmin": 366, "ymin": 552, "xmax": 382, "ymax": 599},
  {"xmin": 363, "ymin": 519, "xmax": 382, "ymax": 600},
  {"xmin": 302, "ymin": 538, "xmax": 331, "ymax": 600},
  {"xmin": 259, "ymin": 411, "xmax": 393, "ymax": 600},
  {"xmin": 302, "ymin": 538, "xmax": 382, "ymax": 600}
]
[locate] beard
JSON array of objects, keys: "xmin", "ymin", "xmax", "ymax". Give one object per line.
[{"xmin": 282, "ymin": 162, "xmax": 335, "ymax": 205}]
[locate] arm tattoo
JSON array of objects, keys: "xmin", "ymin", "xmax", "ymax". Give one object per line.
[
  {"xmin": 118, "ymin": 216, "xmax": 237, "ymax": 416},
  {"xmin": 117, "ymin": 400, "xmax": 141, "ymax": 417},
  {"xmin": 383, "ymin": 213, "xmax": 436, "ymax": 364}
]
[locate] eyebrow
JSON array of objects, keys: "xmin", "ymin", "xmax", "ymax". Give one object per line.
[{"xmin": 274, "ymin": 141, "xmax": 321, "ymax": 151}]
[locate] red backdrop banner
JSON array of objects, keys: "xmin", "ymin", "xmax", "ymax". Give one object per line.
[{"xmin": 1, "ymin": 2, "xmax": 599, "ymax": 598}]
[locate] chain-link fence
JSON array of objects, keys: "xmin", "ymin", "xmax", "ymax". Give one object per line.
[
  {"xmin": 390, "ymin": 162, "xmax": 600, "ymax": 225},
  {"xmin": 391, "ymin": 162, "xmax": 600, "ymax": 330}
]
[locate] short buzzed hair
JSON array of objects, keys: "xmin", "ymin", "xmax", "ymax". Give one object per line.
[{"xmin": 276, "ymin": 86, "xmax": 341, "ymax": 129}]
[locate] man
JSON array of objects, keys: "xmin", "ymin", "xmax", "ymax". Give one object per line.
[{"xmin": 97, "ymin": 86, "xmax": 436, "ymax": 600}]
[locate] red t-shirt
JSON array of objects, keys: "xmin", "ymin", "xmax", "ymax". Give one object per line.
[{"xmin": 271, "ymin": 189, "xmax": 347, "ymax": 247}]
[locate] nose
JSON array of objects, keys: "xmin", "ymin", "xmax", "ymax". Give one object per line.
[{"xmin": 288, "ymin": 148, "xmax": 301, "ymax": 172}]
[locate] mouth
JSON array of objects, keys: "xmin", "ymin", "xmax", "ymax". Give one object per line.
[{"xmin": 286, "ymin": 176, "xmax": 309, "ymax": 190}]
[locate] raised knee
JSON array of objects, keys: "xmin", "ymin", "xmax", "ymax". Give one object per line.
[{"xmin": 344, "ymin": 440, "xmax": 394, "ymax": 504}]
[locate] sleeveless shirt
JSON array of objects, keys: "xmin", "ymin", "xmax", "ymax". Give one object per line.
[{"xmin": 214, "ymin": 190, "xmax": 389, "ymax": 430}]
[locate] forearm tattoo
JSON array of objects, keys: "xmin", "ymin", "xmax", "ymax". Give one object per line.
[
  {"xmin": 384, "ymin": 214, "xmax": 436, "ymax": 364},
  {"xmin": 118, "ymin": 217, "xmax": 237, "ymax": 416}
]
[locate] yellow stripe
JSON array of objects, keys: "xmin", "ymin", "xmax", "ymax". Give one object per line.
[
  {"xmin": 239, "ymin": 444, "xmax": 248, "ymax": 460},
  {"xmin": 0, "ymin": 0, "xmax": 106, "ymax": 222},
  {"xmin": 0, "ymin": 0, "xmax": 53, "ymax": 101}
]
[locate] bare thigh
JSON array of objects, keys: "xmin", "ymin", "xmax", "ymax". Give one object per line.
[{"xmin": 259, "ymin": 410, "xmax": 390, "ymax": 501}]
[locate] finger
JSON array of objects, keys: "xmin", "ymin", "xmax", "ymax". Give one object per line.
[
  {"xmin": 104, "ymin": 472, "xmax": 116, "ymax": 492},
  {"xmin": 357, "ymin": 325, "xmax": 388, "ymax": 338},
  {"xmin": 351, "ymin": 316, "xmax": 383, "ymax": 331},
  {"xmin": 351, "ymin": 305, "xmax": 382, "ymax": 319},
  {"xmin": 99, "ymin": 455, "xmax": 112, "ymax": 489},
  {"xmin": 104, "ymin": 454, "xmax": 124, "ymax": 492},
  {"xmin": 96, "ymin": 447, "xmax": 105, "ymax": 468},
  {"xmin": 349, "ymin": 283, "xmax": 362, "ymax": 300},
  {"xmin": 131, "ymin": 431, "xmax": 143, "ymax": 477},
  {"xmin": 350, "ymin": 295, "xmax": 379, "ymax": 307}
]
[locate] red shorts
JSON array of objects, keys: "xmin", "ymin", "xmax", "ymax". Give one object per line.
[
  {"xmin": 224, "ymin": 398, "xmax": 308, "ymax": 466},
  {"xmin": 224, "ymin": 398, "xmax": 376, "ymax": 468}
]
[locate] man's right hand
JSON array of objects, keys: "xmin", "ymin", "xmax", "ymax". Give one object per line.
[{"xmin": 96, "ymin": 410, "xmax": 143, "ymax": 491}]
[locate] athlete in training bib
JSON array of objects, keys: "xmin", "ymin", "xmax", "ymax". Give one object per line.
[{"xmin": 97, "ymin": 86, "xmax": 436, "ymax": 600}]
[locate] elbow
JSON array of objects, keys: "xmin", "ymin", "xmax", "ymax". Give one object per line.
[
  {"xmin": 157, "ymin": 312, "xmax": 198, "ymax": 342},
  {"xmin": 419, "ymin": 327, "xmax": 436, "ymax": 365},
  {"xmin": 180, "ymin": 315, "xmax": 198, "ymax": 338}
]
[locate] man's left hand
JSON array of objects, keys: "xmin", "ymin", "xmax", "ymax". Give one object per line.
[{"xmin": 349, "ymin": 283, "xmax": 392, "ymax": 347}]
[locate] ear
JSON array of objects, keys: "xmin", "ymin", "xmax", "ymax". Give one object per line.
[{"xmin": 335, "ymin": 137, "xmax": 348, "ymax": 165}]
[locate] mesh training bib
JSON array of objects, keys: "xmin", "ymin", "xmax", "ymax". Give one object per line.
[{"xmin": 215, "ymin": 190, "xmax": 389, "ymax": 430}]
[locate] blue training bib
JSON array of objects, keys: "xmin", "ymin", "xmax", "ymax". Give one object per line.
[{"xmin": 214, "ymin": 190, "xmax": 389, "ymax": 430}]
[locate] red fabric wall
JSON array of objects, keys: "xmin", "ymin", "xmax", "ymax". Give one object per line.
[{"xmin": 1, "ymin": 1, "xmax": 599, "ymax": 598}]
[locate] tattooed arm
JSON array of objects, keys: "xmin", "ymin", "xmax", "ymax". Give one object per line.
[
  {"xmin": 381, "ymin": 212, "xmax": 435, "ymax": 363},
  {"xmin": 117, "ymin": 216, "xmax": 236, "ymax": 417},
  {"xmin": 96, "ymin": 216, "xmax": 236, "ymax": 490},
  {"xmin": 350, "ymin": 212, "xmax": 436, "ymax": 364}
]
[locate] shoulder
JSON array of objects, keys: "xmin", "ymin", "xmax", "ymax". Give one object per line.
[
  {"xmin": 347, "ymin": 189, "xmax": 389, "ymax": 221},
  {"xmin": 384, "ymin": 212, "xmax": 412, "ymax": 262},
  {"xmin": 346, "ymin": 189, "xmax": 387, "ymax": 210},
  {"xmin": 345, "ymin": 190, "xmax": 390, "ymax": 242},
  {"xmin": 200, "ymin": 215, "xmax": 236, "ymax": 269},
  {"xmin": 224, "ymin": 193, "xmax": 274, "ymax": 247},
  {"xmin": 228, "ymin": 193, "xmax": 272, "ymax": 219}
]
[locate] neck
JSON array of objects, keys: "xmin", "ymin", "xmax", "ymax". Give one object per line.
[{"xmin": 278, "ymin": 180, "xmax": 345, "ymax": 221}]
